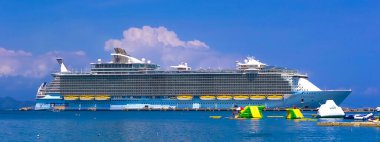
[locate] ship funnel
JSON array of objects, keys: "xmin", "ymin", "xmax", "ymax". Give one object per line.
[{"xmin": 56, "ymin": 58, "xmax": 70, "ymax": 73}]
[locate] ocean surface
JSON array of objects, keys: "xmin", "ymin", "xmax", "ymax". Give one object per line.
[{"xmin": 1, "ymin": 111, "xmax": 379, "ymax": 142}]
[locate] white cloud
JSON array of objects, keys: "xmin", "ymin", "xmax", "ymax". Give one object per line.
[
  {"xmin": 104, "ymin": 26, "xmax": 236, "ymax": 68},
  {"xmin": 0, "ymin": 48, "xmax": 32, "ymax": 56},
  {"xmin": 105, "ymin": 26, "xmax": 209, "ymax": 51},
  {"xmin": 0, "ymin": 47, "xmax": 87, "ymax": 78},
  {"xmin": 74, "ymin": 50, "xmax": 86, "ymax": 56}
]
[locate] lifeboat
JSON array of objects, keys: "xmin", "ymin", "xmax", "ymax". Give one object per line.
[
  {"xmin": 250, "ymin": 95, "xmax": 266, "ymax": 100},
  {"xmin": 267, "ymin": 95, "xmax": 283, "ymax": 100},
  {"xmin": 217, "ymin": 95, "xmax": 232, "ymax": 100},
  {"xmin": 177, "ymin": 95, "xmax": 193, "ymax": 100},
  {"xmin": 79, "ymin": 96, "xmax": 94, "ymax": 100},
  {"xmin": 95, "ymin": 96, "xmax": 110, "ymax": 100},
  {"xmin": 233, "ymin": 95, "xmax": 249, "ymax": 100},
  {"xmin": 64, "ymin": 96, "xmax": 79, "ymax": 100},
  {"xmin": 200, "ymin": 95, "xmax": 216, "ymax": 100}
]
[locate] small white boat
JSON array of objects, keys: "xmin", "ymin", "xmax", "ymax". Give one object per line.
[
  {"xmin": 353, "ymin": 113, "xmax": 373, "ymax": 120},
  {"xmin": 376, "ymin": 107, "xmax": 380, "ymax": 112}
]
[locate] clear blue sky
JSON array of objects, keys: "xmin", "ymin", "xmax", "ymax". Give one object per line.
[{"xmin": 0, "ymin": 0, "xmax": 379, "ymax": 107}]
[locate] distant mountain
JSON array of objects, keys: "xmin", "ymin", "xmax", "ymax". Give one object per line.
[{"xmin": 0, "ymin": 97, "xmax": 34, "ymax": 110}]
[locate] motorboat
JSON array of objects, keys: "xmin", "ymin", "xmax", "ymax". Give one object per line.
[
  {"xmin": 344, "ymin": 113, "xmax": 374, "ymax": 120},
  {"xmin": 376, "ymin": 107, "xmax": 380, "ymax": 112},
  {"xmin": 353, "ymin": 113, "xmax": 374, "ymax": 120}
]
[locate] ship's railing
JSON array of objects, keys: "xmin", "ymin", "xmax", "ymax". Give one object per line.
[{"xmin": 53, "ymin": 68, "xmax": 302, "ymax": 75}]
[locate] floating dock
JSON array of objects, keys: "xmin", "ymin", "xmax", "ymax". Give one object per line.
[{"xmin": 317, "ymin": 122, "xmax": 380, "ymax": 127}]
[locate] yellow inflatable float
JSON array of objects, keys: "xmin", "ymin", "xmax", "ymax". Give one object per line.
[
  {"xmin": 238, "ymin": 106, "xmax": 265, "ymax": 119},
  {"xmin": 286, "ymin": 108, "xmax": 304, "ymax": 119}
]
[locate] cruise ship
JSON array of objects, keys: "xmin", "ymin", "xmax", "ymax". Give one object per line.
[{"xmin": 34, "ymin": 48, "xmax": 351, "ymax": 110}]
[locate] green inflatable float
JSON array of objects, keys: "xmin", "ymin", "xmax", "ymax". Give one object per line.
[
  {"xmin": 286, "ymin": 108, "xmax": 304, "ymax": 119},
  {"xmin": 238, "ymin": 106, "xmax": 265, "ymax": 119}
]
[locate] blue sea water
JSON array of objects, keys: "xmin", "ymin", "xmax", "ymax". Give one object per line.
[{"xmin": 0, "ymin": 111, "xmax": 380, "ymax": 142}]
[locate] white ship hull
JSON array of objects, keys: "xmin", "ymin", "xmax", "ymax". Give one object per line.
[{"xmin": 35, "ymin": 90, "xmax": 351, "ymax": 110}]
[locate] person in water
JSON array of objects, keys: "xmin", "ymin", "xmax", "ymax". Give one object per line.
[{"xmin": 232, "ymin": 107, "xmax": 242, "ymax": 118}]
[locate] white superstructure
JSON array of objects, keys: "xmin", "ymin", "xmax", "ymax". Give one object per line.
[
  {"xmin": 236, "ymin": 57, "xmax": 266, "ymax": 71},
  {"xmin": 170, "ymin": 63, "xmax": 191, "ymax": 71}
]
